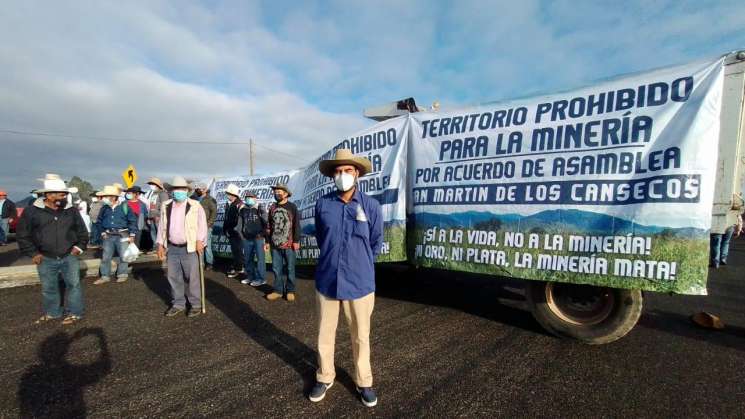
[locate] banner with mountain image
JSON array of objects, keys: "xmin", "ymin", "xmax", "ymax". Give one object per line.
[
  {"xmin": 210, "ymin": 115, "xmax": 409, "ymax": 264},
  {"xmin": 408, "ymin": 56, "xmax": 725, "ymax": 295}
]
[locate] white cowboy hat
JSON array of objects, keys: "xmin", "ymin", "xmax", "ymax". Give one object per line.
[
  {"xmin": 225, "ymin": 183, "xmax": 241, "ymax": 197},
  {"xmin": 36, "ymin": 177, "xmax": 69, "ymax": 193},
  {"xmin": 166, "ymin": 176, "xmax": 192, "ymax": 190},
  {"xmin": 147, "ymin": 177, "xmax": 165, "ymax": 190},
  {"xmin": 96, "ymin": 185, "xmax": 120, "ymax": 197},
  {"xmin": 319, "ymin": 148, "xmax": 373, "ymax": 177}
]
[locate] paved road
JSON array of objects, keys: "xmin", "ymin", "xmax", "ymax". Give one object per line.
[{"xmin": 2, "ymin": 243, "xmax": 745, "ymax": 417}]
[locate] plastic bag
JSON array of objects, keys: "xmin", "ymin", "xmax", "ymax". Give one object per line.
[{"xmin": 122, "ymin": 242, "xmax": 140, "ymax": 263}]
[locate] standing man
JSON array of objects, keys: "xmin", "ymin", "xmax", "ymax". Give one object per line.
[
  {"xmin": 16, "ymin": 176, "xmax": 88, "ymax": 325},
  {"xmin": 147, "ymin": 177, "xmax": 170, "ymax": 247},
  {"xmin": 88, "ymin": 192, "xmax": 104, "ymax": 248},
  {"xmin": 222, "ymin": 184, "xmax": 244, "ymax": 279},
  {"xmin": 125, "ymin": 186, "xmax": 148, "ymax": 249},
  {"xmin": 156, "ymin": 176, "xmax": 208, "ymax": 318},
  {"xmin": 0, "ymin": 189, "xmax": 17, "ymax": 246},
  {"xmin": 239, "ymin": 192, "xmax": 268, "ymax": 286},
  {"xmin": 94, "ymin": 185, "xmax": 138, "ymax": 284},
  {"xmin": 265, "ymin": 184, "xmax": 300, "ymax": 302},
  {"xmin": 309, "ymin": 149, "xmax": 382, "ymax": 407},
  {"xmin": 194, "ymin": 183, "xmax": 217, "ymax": 270}
]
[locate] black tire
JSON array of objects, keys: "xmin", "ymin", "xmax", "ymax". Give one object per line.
[{"xmin": 526, "ymin": 281, "xmax": 643, "ymax": 345}]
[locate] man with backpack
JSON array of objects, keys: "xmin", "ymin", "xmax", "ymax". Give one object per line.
[{"xmin": 238, "ymin": 192, "xmax": 268, "ymax": 286}]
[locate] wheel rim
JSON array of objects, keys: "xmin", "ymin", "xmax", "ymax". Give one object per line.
[{"xmin": 545, "ymin": 282, "xmax": 615, "ymax": 326}]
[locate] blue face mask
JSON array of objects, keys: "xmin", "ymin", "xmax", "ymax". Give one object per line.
[
  {"xmin": 173, "ymin": 191, "xmax": 188, "ymax": 202},
  {"xmin": 125, "ymin": 193, "xmax": 134, "ymax": 200},
  {"xmin": 245, "ymin": 198, "xmax": 256, "ymax": 207}
]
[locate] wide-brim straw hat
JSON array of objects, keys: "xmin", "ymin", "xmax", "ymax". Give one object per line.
[
  {"xmin": 225, "ymin": 183, "xmax": 241, "ymax": 197},
  {"xmin": 97, "ymin": 185, "xmax": 120, "ymax": 197},
  {"xmin": 147, "ymin": 177, "xmax": 165, "ymax": 190},
  {"xmin": 166, "ymin": 176, "xmax": 192, "ymax": 191},
  {"xmin": 319, "ymin": 148, "xmax": 372, "ymax": 178},
  {"xmin": 36, "ymin": 178, "xmax": 69, "ymax": 193},
  {"xmin": 270, "ymin": 184, "xmax": 292, "ymax": 197}
]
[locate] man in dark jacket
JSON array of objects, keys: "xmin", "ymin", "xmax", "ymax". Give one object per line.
[
  {"xmin": 0, "ymin": 189, "xmax": 17, "ymax": 245},
  {"xmin": 222, "ymin": 183, "xmax": 244, "ymax": 278},
  {"xmin": 16, "ymin": 177, "xmax": 88, "ymax": 325},
  {"xmin": 238, "ymin": 192, "xmax": 268, "ymax": 286},
  {"xmin": 265, "ymin": 184, "xmax": 300, "ymax": 302},
  {"xmin": 94, "ymin": 185, "xmax": 138, "ymax": 284},
  {"xmin": 194, "ymin": 183, "xmax": 217, "ymax": 270}
]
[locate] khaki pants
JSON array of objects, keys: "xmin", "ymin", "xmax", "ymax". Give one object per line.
[{"xmin": 316, "ymin": 290, "xmax": 375, "ymax": 387}]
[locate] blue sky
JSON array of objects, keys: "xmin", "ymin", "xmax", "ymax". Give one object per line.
[{"xmin": 0, "ymin": 0, "xmax": 743, "ymax": 199}]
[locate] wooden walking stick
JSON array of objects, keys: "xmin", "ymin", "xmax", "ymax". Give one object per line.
[{"xmin": 198, "ymin": 249, "xmax": 206, "ymax": 314}]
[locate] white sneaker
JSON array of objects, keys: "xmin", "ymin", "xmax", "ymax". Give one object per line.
[{"xmin": 240, "ymin": 278, "xmax": 252, "ymax": 285}]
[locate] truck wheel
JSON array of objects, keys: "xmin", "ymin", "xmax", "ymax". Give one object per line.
[{"xmin": 525, "ymin": 281, "xmax": 642, "ymax": 344}]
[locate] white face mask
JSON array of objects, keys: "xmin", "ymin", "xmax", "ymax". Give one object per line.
[
  {"xmin": 334, "ymin": 172, "xmax": 356, "ymax": 192},
  {"xmin": 149, "ymin": 184, "xmax": 158, "ymax": 191}
]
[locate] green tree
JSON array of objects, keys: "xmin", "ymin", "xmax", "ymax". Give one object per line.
[{"xmin": 67, "ymin": 176, "xmax": 94, "ymax": 204}]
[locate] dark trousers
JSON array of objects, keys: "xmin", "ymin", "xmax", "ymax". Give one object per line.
[{"xmin": 228, "ymin": 234, "xmax": 244, "ymax": 271}]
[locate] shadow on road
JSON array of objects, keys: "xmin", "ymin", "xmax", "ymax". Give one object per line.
[
  {"xmin": 374, "ymin": 265, "xmax": 550, "ymax": 337},
  {"xmin": 639, "ymin": 309, "xmax": 745, "ymax": 351},
  {"xmin": 139, "ymin": 265, "xmax": 358, "ymax": 397},
  {"xmin": 17, "ymin": 328, "xmax": 111, "ymax": 418}
]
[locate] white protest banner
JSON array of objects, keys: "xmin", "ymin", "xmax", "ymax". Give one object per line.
[
  {"xmin": 408, "ymin": 57, "xmax": 725, "ymax": 295},
  {"xmin": 294, "ymin": 116, "xmax": 409, "ymax": 264},
  {"xmin": 210, "ymin": 115, "xmax": 409, "ymax": 264},
  {"xmin": 211, "ymin": 171, "xmax": 300, "ymax": 259}
]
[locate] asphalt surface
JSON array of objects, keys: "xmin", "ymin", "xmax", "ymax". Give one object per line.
[{"xmin": 2, "ymin": 242, "xmax": 745, "ymax": 418}]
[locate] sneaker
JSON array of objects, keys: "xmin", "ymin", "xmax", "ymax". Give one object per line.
[
  {"xmin": 721, "ymin": 260, "xmax": 728, "ymax": 266},
  {"xmin": 93, "ymin": 277, "xmax": 111, "ymax": 285},
  {"xmin": 356, "ymin": 387, "xmax": 378, "ymax": 407},
  {"xmin": 164, "ymin": 307, "xmax": 185, "ymax": 317},
  {"xmin": 249, "ymin": 279, "xmax": 267, "ymax": 287},
  {"xmin": 309, "ymin": 382, "xmax": 333, "ymax": 402},
  {"xmin": 187, "ymin": 309, "xmax": 202, "ymax": 318},
  {"xmin": 226, "ymin": 270, "xmax": 238, "ymax": 278},
  {"xmin": 116, "ymin": 276, "xmax": 128, "ymax": 283},
  {"xmin": 240, "ymin": 278, "xmax": 252, "ymax": 285},
  {"xmin": 286, "ymin": 292, "xmax": 296, "ymax": 302},
  {"xmin": 266, "ymin": 292, "xmax": 282, "ymax": 301}
]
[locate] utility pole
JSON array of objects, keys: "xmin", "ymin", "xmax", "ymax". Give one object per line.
[{"xmin": 249, "ymin": 138, "xmax": 255, "ymax": 176}]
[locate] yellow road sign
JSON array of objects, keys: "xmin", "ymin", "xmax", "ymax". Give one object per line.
[{"xmin": 122, "ymin": 164, "xmax": 138, "ymax": 189}]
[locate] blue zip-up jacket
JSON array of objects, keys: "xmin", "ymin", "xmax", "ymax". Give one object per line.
[{"xmin": 97, "ymin": 203, "xmax": 138, "ymax": 235}]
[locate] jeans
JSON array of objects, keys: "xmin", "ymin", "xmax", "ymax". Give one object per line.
[
  {"xmin": 710, "ymin": 226, "xmax": 735, "ymax": 267},
  {"xmin": 37, "ymin": 255, "xmax": 83, "ymax": 317},
  {"xmin": 149, "ymin": 221, "xmax": 158, "ymax": 247},
  {"xmin": 271, "ymin": 248, "xmax": 296, "ymax": 293},
  {"xmin": 101, "ymin": 234, "xmax": 130, "ymax": 279},
  {"xmin": 0, "ymin": 218, "xmax": 9, "ymax": 243},
  {"xmin": 204, "ymin": 229, "xmax": 214, "ymax": 266},
  {"xmin": 228, "ymin": 233, "xmax": 244, "ymax": 271},
  {"xmin": 243, "ymin": 238, "xmax": 266, "ymax": 282},
  {"xmin": 90, "ymin": 222, "xmax": 102, "ymax": 246}
]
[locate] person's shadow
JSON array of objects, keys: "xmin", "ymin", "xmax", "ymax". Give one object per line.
[{"xmin": 17, "ymin": 328, "xmax": 111, "ymax": 418}]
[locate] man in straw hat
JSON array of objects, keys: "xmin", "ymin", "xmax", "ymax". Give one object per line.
[
  {"xmin": 94, "ymin": 185, "xmax": 138, "ymax": 284},
  {"xmin": 156, "ymin": 176, "xmax": 208, "ymax": 317},
  {"xmin": 17, "ymin": 174, "xmax": 89, "ymax": 325},
  {"xmin": 265, "ymin": 183, "xmax": 300, "ymax": 301},
  {"xmin": 146, "ymin": 177, "xmax": 170, "ymax": 250},
  {"xmin": 308, "ymin": 149, "xmax": 383, "ymax": 407},
  {"xmin": 193, "ymin": 182, "xmax": 217, "ymax": 270},
  {"xmin": 222, "ymin": 183, "xmax": 245, "ymax": 279}
]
